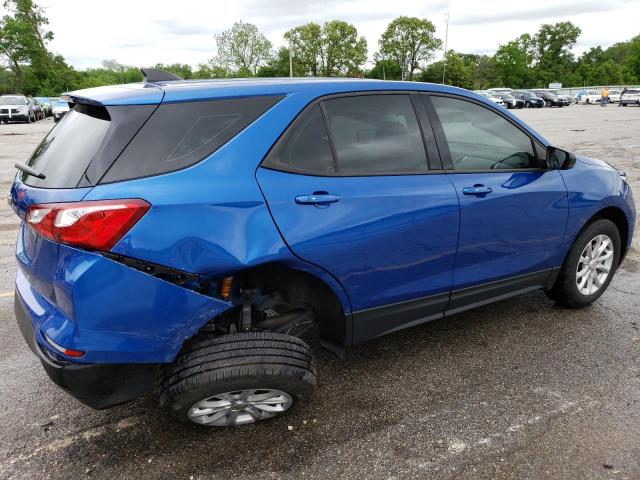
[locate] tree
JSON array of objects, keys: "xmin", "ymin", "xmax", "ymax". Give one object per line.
[
  {"xmin": 421, "ymin": 51, "xmax": 472, "ymax": 89},
  {"xmin": 366, "ymin": 58, "xmax": 402, "ymax": 80},
  {"xmin": 213, "ymin": 21, "xmax": 272, "ymax": 76},
  {"xmin": 153, "ymin": 63, "xmax": 194, "ymax": 79},
  {"xmin": 284, "ymin": 21, "xmax": 367, "ymax": 77},
  {"xmin": 533, "ymin": 22, "xmax": 581, "ymax": 86},
  {"xmin": 193, "ymin": 62, "xmax": 230, "ymax": 79},
  {"xmin": 0, "ymin": 0, "xmax": 54, "ymax": 91},
  {"xmin": 378, "ymin": 16, "xmax": 442, "ymax": 80},
  {"xmin": 257, "ymin": 46, "xmax": 305, "ymax": 77},
  {"xmin": 494, "ymin": 34, "xmax": 535, "ymax": 88}
]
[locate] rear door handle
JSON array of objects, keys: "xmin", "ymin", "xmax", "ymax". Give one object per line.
[
  {"xmin": 462, "ymin": 185, "xmax": 493, "ymax": 196},
  {"xmin": 295, "ymin": 194, "xmax": 340, "ymax": 205}
]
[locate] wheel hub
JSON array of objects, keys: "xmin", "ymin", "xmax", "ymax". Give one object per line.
[
  {"xmin": 576, "ymin": 234, "xmax": 614, "ymax": 296},
  {"xmin": 187, "ymin": 389, "xmax": 293, "ymax": 426}
]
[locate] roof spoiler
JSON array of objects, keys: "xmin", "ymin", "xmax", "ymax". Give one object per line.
[{"xmin": 141, "ymin": 68, "xmax": 183, "ymax": 83}]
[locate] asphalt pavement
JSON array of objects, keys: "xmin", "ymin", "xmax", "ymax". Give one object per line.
[{"xmin": 0, "ymin": 104, "xmax": 638, "ymax": 480}]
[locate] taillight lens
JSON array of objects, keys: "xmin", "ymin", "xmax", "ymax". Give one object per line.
[{"xmin": 25, "ymin": 199, "xmax": 150, "ymax": 251}]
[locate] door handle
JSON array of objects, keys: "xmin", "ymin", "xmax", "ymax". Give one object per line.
[
  {"xmin": 462, "ymin": 185, "xmax": 493, "ymax": 196},
  {"xmin": 295, "ymin": 193, "xmax": 340, "ymax": 205}
]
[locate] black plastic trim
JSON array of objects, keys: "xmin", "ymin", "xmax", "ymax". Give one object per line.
[
  {"xmin": 351, "ymin": 268, "xmax": 558, "ymax": 345},
  {"xmin": 352, "ymin": 292, "xmax": 449, "ymax": 344},
  {"xmin": 446, "ymin": 268, "xmax": 557, "ymax": 315}
]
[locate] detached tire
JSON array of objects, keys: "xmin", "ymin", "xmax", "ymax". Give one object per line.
[
  {"xmin": 158, "ymin": 332, "xmax": 316, "ymax": 427},
  {"xmin": 547, "ymin": 219, "xmax": 621, "ymax": 308}
]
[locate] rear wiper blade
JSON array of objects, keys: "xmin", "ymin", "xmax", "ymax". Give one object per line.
[{"xmin": 14, "ymin": 162, "xmax": 45, "ymax": 180}]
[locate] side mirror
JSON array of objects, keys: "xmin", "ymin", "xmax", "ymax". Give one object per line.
[{"xmin": 546, "ymin": 146, "xmax": 576, "ymax": 170}]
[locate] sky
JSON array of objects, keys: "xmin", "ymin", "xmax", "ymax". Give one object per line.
[{"xmin": 14, "ymin": 0, "xmax": 640, "ymax": 69}]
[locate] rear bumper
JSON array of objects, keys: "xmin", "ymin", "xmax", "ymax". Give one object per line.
[
  {"xmin": 15, "ymin": 291, "xmax": 159, "ymax": 409},
  {"xmin": 14, "ymin": 226, "xmax": 232, "ymax": 364}
]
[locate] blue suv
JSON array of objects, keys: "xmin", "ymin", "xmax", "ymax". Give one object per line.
[{"xmin": 10, "ymin": 70, "xmax": 635, "ymax": 427}]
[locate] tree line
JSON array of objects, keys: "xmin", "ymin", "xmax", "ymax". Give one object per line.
[{"xmin": 1, "ymin": 0, "xmax": 639, "ymax": 97}]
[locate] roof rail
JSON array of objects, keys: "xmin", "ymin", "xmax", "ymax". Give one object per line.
[{"xmin": 140, "ymin": 68, "xmax": 183, "ymax": 83}]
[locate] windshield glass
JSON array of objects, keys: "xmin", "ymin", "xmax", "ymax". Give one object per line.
[
  {"xmin": 55, "ymin": 101, "xmax": 68, "ymax": 108},
  {"xmin": 0, "ymin": 96, "xmax": 25, "ymax": 105}
]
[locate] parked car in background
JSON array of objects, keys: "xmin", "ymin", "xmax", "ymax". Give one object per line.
[
  {"xmin": 579, "ymin": 90, "xmax": 601, "ymax": 104},
  {"xmin": 607, "ymin": 89, "xmax": 622, "ymax": 103},
  {"xmin": 12, "ymin": 73, "xmax": 634, "ymax": 427},
  {"xmin": 492, "ymin": 92, "xmax": 524, "ymax": 109},
  {"xmin": 531, "ymin": 90, "xmax": 564, "ymax": 107},
  {"xmin": 35, "ymin": 97, "xmax": 52, "ymax": 117},
  {"xmin": 549, "ymin": 90, "xmax": 572, "ymax": 106},
  {"xmin": 32, "ymin": 99, "xmax": 45, "ymax": 121},
  {"xmin": 488, "ymin": 88, "xmax": 513, "ymax": 95},
  {"xmin": 512, "ymin": 90, "xmax": 545, "ymax": 108},
  {"xmin": 574, "ymin": 90, "xmax": 587, "ymax": 103},
  {"xmin": 52, "ymin": 99, "xmax": 70, "ymax": 122},
  {"xmin": 474, "ymin": 91, "xmax": 505, "ymax": 107},
  {"xmin": 0, "ymin": 94, "xmax": 37, "ymax": 123},
  {"xmin": 620, "ymin": 89, "xmax": 640, "ymax": 106}
]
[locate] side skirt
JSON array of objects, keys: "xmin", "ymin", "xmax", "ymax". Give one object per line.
[{"xmin": 351, "ymin": 268, "xmax": 559, "ymax": 345}]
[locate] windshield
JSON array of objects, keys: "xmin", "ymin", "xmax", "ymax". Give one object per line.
[
  {"xmin": 55, "ymin": 101, "xmax": 68, "ymax": 108},
  {"xmin": 0, "ymin": 96, "xmax": 26, "ymax": 105},
  {"xmin": 626, "ymin": 89, "xmax": 639, "ymax": 94},
  {"xmin": 587, "ymin": 90, "xmax": 598, "ymax": 95}
]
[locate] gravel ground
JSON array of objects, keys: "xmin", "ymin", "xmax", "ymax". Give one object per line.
[{"xmin": 0, "ymin": 104, "xmax": 638, "ymax": 480}]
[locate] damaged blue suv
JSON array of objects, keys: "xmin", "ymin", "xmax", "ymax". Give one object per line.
[{"xmin": 11, "ymin": 70, "xmax": 635, "ymax": 427}]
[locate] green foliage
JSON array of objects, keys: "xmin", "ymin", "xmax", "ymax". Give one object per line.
[
  {"xmin": 366, "ymin": 58, "xmax": 402, "ymax": 80},
  {"xmin": 284, "ymin": 20, "xmax": 367, "ymax": 77},
  {"xmin": 494, "ymin": 34, "xmax": 535, "ymax": 88},
  {"xmin": 212, "ymin": 20, "xmax": 272, "ymax": 76},
  {"xmin": 257, "ymin": 47, "xmax": 305, "ymax": 77},
  {"xmin": 421, "ymin": 51, "xmax": 473, "ymax": 89},
  {"xmin": 378, "ymin": 16, "xmax": 442, "ymax": 80}
]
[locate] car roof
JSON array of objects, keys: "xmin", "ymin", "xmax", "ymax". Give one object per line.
[{"xmin": 67, "ymin": 77, "xmax": 480, "ymax": 106}]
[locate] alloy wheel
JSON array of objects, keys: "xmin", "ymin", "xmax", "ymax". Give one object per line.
[
  {"xmin": 576, "ymin": 234, "xmax": 614, "ymax": 296},
  {"xmin": 188, "ymin": 389, "xmax": 293, "ymax": 426}
]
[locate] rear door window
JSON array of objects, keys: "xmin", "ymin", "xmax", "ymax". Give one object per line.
[
  {"xmin": 102, "ymin": 96, "xmax": 282, "ymax": 183},
  {"xmin": 262, "ymin": 105, "xmax": 335, "ymax": 175},
  {"xmin": 322, "ymin": 95, "xmax": 428, "ymax": 174}
]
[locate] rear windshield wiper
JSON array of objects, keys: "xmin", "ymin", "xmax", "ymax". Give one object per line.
[{"xmin": 14, "ymin": 162, "xmax": 46, "ymax": 180}]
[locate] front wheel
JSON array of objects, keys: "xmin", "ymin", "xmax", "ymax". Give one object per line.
[
  {"xmin": 547, "ymin": 219, "xmax": 621, "ymax": 308},
  {"xmin": 158, "ymin": 331, "xmax": 316, "ymax": 427}
]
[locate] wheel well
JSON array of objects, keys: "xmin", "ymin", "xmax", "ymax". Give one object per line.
[
  {"xmin": 591, "ymin": 207, "xmax": 630, "ymax": 261},
  {"xmin": 234, "ymin": 263, "xmax": 348, "ymax": 348}
]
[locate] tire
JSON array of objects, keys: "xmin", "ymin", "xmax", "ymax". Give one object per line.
[
  {"xmin": 158, "ymin": 331, "xmax": 317, "ymax": 427},
  {"xmin": 547, "ymin": 219, "xmax": 621, "ymax": 308}
]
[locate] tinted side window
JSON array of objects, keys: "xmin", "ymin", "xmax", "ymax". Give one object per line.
[
  {"xmin": 102, "ymin": 96, "xmax": 282, "ymax": 183},
  {"xmin": 263, "ymin": 105, "xmax": 335, "ymax": 175},
  {"xmin": 323, "ymin": 95, "xmax": 428, "ymax": 174},
  {"xmin": 431, "ymin": 96, "xmax": 536, "ymax": 170}
]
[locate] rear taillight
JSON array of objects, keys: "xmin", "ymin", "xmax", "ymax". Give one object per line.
[{"xmin": 25, "ymin": 199, "xmax": 150, "ymax": 252}]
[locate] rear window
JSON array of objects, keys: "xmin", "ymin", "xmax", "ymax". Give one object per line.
[
  {"xmin": 21, "ymin": 103, "xmax": 156, "ymax": 188},
  {"xmin": 101, "ymin": 96, "xmax": 282, "ymax": 183},
  {"xmin": 21, "ymin": 104, "xmax": 111, "ymax": 188}
]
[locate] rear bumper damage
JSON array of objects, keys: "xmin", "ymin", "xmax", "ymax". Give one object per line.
[{"xmin": 15, "ymin": 291, "xmax": 159, "ymax": 409}]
